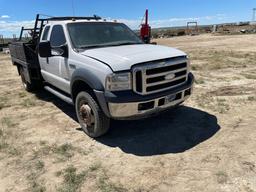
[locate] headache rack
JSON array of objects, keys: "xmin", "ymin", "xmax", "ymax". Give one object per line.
[{"xmin": 19, "ymin": 14, "xmax": 102, "ymax": 43}]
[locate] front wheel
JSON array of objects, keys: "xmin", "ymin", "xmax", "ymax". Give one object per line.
[{"xmin": 75, "ymin": 91, "xmax": 110, "ymax": 138}]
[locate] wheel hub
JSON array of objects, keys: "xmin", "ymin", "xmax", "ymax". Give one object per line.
[{"xmin": 79, "ymin": 104, "xmax": 94, "ymax": 127}]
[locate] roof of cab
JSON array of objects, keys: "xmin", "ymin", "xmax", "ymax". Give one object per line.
[
  {"xmin": 43, "ymin": 16, "xmax": 121, "ymax": 25},
  {"xmin": 47, "ymin": 19, "xmax": 120, "ymax": 25}
]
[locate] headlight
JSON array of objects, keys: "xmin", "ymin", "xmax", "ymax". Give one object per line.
[{"xmin": 105, "ymin": 72, "xmax": 132, "ymax": 91}]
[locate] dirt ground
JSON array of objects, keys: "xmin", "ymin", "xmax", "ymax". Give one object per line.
[{"xmin": 0, "ymin": 34, "xmax": 256, "ymax": 192}]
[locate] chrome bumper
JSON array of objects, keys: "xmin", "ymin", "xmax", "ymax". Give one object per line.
[{"xmin": 108, "ymin": 87, "xmax": 193, "ymax": 119}]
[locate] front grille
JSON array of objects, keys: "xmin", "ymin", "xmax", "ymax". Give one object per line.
[{"xmin": 133, "ymin": 56, "xmax": 188, "ymax": 95}]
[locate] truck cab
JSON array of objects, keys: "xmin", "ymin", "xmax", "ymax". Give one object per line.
[{"xmin": 10, "ymin": 15, "xmax": 194, "ymax": 138}]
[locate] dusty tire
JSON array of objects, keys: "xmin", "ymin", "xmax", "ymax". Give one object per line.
[
  {"xmin": 19, "ymin": 67, "xmax": 34, "ymax": 92},
  {"xmin": 75, "ymin": 91, "xmax": 110, "ymax": 138}
]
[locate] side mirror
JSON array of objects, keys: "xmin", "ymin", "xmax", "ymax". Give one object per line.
[
  {"xmin": 51, "ymin": 44, "xmax": 68, "ymax": 58},
  {"xmin": 58, "ymin": 44, "xmax": 68, "ymax": 58},
  {"xmin": 39, "ymin": 41, "xmax": 52, "ymax": 58}
]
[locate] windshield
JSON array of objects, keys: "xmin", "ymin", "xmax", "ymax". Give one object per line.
[{"xmin": 67, "ymin": 22, "xmax": 143, "ymax": 49}]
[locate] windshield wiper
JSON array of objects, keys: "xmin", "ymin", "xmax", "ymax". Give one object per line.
[
  {"xmin": 78, "ymin": 44, "xmax": 109, "ymax": 49},
  {"xmin": 111, "ymin": 42, "xmax": 143, "ymax": 46},
  {"xmin": 78, "ymin": 42, "xmax": 143, "ymax": 50}
]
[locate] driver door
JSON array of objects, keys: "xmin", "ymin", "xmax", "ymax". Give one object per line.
[{"xmin": 40, "ymin": 25, "xmax": 70, "ymax": 92}]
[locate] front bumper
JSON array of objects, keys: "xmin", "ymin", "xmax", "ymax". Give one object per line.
[{"xmin": 94, "ymin": 73, "xmax": 194, "ymax": 120}]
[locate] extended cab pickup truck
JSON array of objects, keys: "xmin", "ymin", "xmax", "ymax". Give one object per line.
[{"xmin": 9, "ymin": 15, "xmax": 194, "ymax": 137}]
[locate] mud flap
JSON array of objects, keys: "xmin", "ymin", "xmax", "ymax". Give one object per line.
[{"xmin": 22, "ymin": 66, "xmax": 31, "ymax": 84}]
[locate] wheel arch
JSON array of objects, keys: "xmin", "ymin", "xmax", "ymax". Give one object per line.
[{"xmin": 70, "ymin": 68, "xmax": 105, "ymax": 102}]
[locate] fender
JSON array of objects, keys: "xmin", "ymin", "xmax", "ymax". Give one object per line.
[{"xmin": 70, "ymin": 68, "xmax": 105, "ymax": 92}]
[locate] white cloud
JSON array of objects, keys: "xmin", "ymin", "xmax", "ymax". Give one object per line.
[
  {"xmin": 0, "ymin": 20, "xmax": 34, "ymax": 35},
  {"xmin": 1, "ymin": 15, "xmax": 10, "ymax": 19},
  {"xmin": 0, "ymin": 13, "xmax": 229, "ymax": 36},
  {"xmin": 117, "ymin": 13, "xmax": 229, "ymax": 29}
]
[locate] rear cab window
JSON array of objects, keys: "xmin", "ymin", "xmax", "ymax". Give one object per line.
[{"xmin": 42, "ymin": 26, "xmax": 50, "ymax": 40}]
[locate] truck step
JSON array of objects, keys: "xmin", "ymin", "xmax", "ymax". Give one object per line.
[{"xmin": 44, "ymin": 86, "xmax": 73, "ymax": 105}]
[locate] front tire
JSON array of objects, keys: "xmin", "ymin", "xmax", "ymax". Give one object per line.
[{"xmin": 75, "ymin": 91, "xmax": 110, "ymax": 138}]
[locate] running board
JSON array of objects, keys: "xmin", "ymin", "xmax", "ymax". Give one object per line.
[{"xmin": 44, "ymin": 86, "xmax": 73, "ymax": 105}]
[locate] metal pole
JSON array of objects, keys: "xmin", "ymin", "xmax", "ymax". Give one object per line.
[
  {"xmin": 32, "ymin": 14, "xmax": 40, "ymax": 41},
  {"xmin": 38, "ymin": 20, "xmax": 44, "ymax": 43},
  {"xmin": 0, "ymin": 35, "xmax": 3, "ymax": 44},
  {"xmin": 19, "ymin": 27, "xmax": 24, "ymax": 41},
  {"xmin": 145, "ymin": 9, "xmax": 148, "ymax": 25},
  {"xmin": 253, "ymin": 8, "xmax": 256, "ymax": 21}
]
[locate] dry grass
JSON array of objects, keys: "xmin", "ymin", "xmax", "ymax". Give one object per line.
[
  {"xmin": 242, "ymin": 73, "xmax": 256, "ymax": 80},
  {"xmin": 31, "ymin": 142, "xmax": 86, "ymax": 162},
  {"xmin": 190, "ymin": 50, "xmax": 256, "ymax": 71},
  {"xmin": 56, "ymin": 163, "xmax": 127, "ymax": 192},
  {"xmin": 57, "ymin": 165, "xmax": 87, "ymax": 192},
  {"xmin": 97, "ymin": 173, "xmax": 127, "ymax": 192},
  {"xmin": 216, "ymin": 171, "xmax": 228, "ymax": 184}
]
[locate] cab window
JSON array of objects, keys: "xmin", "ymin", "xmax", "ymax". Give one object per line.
[{"xmin": 50, "ymin": 25, "xmax": 66, "ymax": 47}]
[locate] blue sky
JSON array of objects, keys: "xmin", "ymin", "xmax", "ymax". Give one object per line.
[{"xmin": 0, "ymin": 0, "xmax": 255, "ymax": 37}]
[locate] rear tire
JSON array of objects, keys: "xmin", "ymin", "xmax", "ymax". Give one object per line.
[
  {"xmin": 75, "ymin": 91, "xmax": 110, "ymax": 138},
  {"xmin": 19, "ymin": 67, "xmax": 34, "ymax": 92}
]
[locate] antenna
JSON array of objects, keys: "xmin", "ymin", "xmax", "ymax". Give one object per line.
[{"xmin": 72, "ymin": 0, "xmax": 75, "ymax": 16}]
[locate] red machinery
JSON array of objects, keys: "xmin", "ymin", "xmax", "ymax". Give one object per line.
[{"xmin": 140, "ymin": 9, "xmax": 151, "ymax": 43}]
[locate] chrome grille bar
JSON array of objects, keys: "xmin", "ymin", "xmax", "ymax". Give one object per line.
[
  {"xmin": 133, "ymin": 57, "xmax": 189, "ymax": 95},
  {"xmin": 146, "ymin": 67, "xmax": 187, "ymax": 78},
  {"xmin": 146, "ymin": 74, "xmax": 187, "ymax": 87}
]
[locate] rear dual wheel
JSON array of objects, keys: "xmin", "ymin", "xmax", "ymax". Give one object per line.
[
  {"xmin": 75, "ymin": 91, "xmax": 110, "ymax": 138},
  {"xmin": 19, "ymin": 67, "xmax": 34, "ymax": 92}
]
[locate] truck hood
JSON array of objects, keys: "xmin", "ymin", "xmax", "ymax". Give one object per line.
[{"xmin": 80, "ymin": 44, "xmax": 186, "ymax": 71}]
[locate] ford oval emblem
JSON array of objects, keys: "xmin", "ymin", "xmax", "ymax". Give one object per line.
[{"xmin": 165, "ymin": 73, "xmax": 176, "ymax": 80}]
